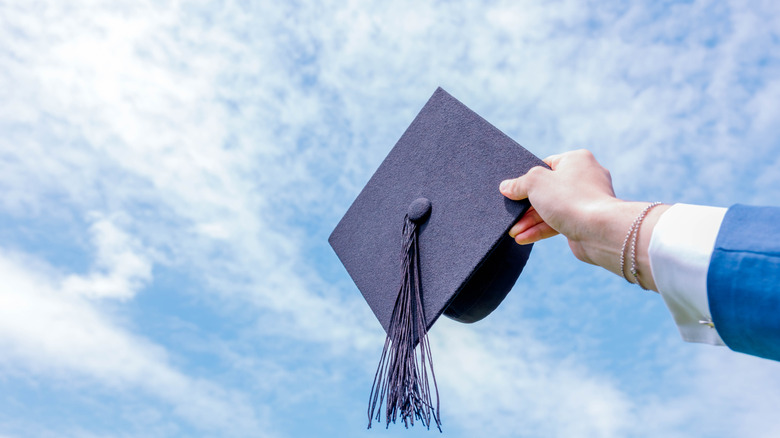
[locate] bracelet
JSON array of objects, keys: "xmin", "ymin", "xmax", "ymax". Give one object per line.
[{"xmin": 619, "ymin": 202, "xmax": 662, "ymax": 290}]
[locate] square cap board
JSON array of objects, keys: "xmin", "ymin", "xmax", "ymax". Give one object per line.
[{"xmin": 329, "ymin": 87, "xmax": 546, "ymax": 335}]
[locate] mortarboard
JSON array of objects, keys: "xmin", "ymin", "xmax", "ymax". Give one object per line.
[{"xmin": 329, "ymin": 87, "xmax": 546, "ymax": 430}]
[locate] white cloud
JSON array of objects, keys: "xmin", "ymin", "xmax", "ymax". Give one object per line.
[
  {"xmin": 434, "ymin": 319, "xmax": 634, "ymax": 437},
  {"xmin": 430, "ymin": 310, "xmax": 780, "ymax": 438},
  {"xmin": 62, "ymin": 216, "xmax": 151, "ymax": 300},
  {"xmin": 1, "ymin": 0, "xmax": 780, "ymax": 436},
  {"xmin": 0, "ymin": 246, "xmax": 263, "ymax": 436},
  {"xmin": 0, "ymin": 0, "xmax": 366, "ymax": 344}
]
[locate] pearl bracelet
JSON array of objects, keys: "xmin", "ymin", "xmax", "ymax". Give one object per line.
[{"xmin": 619, "ymin": 202, "xmax": 663, "ymax": 290}]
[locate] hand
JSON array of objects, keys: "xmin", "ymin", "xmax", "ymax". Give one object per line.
[
  {"xmin": 499, "ymin": 149, "xmax": 669, "ymax": 289},
  {"xmin": 500, "ymin": 149, "xmax": 617, "ymax": 246}
]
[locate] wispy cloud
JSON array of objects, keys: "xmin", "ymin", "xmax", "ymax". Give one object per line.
[
  {"xmin": 0, "ymin": 240, "xmax": 262, "ymax": 436},
  {"xmin": 0, "ymin": 0, "xmax": 779, "ymax": 436},
  {"xmin": 61, "ymin": 216, "xmax": 152, "ymax": 300}
]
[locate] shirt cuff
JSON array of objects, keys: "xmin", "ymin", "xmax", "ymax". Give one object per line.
[{"xmin": 648, "ymin": 203, "xmax": 727, "ymax": 345}]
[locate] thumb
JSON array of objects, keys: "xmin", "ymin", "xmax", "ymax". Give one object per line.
[
  {"xmin": 499, "ymin": 175, "xmax": 529, "ymax": 201},
  {"xmin": 500, "ymin": 165, "xmax": 550, "ymax": 201}
]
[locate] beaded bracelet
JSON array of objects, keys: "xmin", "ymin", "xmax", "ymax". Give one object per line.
[{"xmin": 619, "ymin": 202, "xmax": 663, "ymax": 290}]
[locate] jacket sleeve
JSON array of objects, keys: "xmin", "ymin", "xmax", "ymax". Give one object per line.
[{"xmin": 708, "ymin": 204, "xmax": 780, "ymax": 362}]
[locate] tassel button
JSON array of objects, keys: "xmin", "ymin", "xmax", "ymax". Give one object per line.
[{"xmin": 407, "ymin": 197, "xmax": 432, "ymax": 223}]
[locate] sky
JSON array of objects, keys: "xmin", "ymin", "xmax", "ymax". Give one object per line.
[{"xmin": 1, "ymin": 0, "xmax": 780, "ymax": 437}]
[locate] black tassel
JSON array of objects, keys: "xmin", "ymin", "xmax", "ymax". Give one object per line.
[{"xmin": 368, "ymin": 214, "xmax": 441, "ymax": 431}]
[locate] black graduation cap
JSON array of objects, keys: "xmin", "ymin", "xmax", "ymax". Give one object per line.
[{"xmin": 329, "ymin": 88, "xmax": 545, "ymax": 431}]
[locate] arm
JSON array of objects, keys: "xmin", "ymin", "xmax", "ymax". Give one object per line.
[{"xmin": 500, "ymin": 150, "xmax": 780, "ymax": 360}]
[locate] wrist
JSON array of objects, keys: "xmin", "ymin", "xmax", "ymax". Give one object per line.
[
  {"xmin": 568, "ymin": 198, "xmax": 627, "ymax": 266},
  {"xmin": 572, "ymin": 200, "xmax": 670, "ymax": 290}
]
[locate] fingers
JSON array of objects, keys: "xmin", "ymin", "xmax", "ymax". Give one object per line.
[
  {"xmin": 508, "ymin": 206, "xmax": 542, "ymax": 237},
  {"xmin": 507, "ymin": 207, "xmax": 559, "ymax": 244},
  {"xmin": 542, "ymin": 153, "xmax": 563, "ymax": 169},
  {"xmin": 515, "ymin": 222, "xmax": 558, "ymax": 245},
  {"xmin": 514, "ymin": 222, "xmax": 559, "ymax": 245},
  {"xmin": 543, "ymin": 149, "xmax": 596, "ymax": 169}
]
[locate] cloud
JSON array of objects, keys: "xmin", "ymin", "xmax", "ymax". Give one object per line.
[
  {"xmin": 433, "ymin": 318, "xmax": 634, "ymax": 437},
  {"xmin": 1, "ymin": 0, "xmax": 780, "ymax": 437},
  {"xmin": 0, "ymin": 2, "xmax": 370, "ymax": 434},
  {"xmin": 0, "ymin": 239, "xmax": 263, "ymax": 436},
  {"xmin": 61, "ymin": 216, "xmax": 152, "ymax": 300},
  {"xmin": 428, "ymin": 304, "xmax": 780, "ymax": 438},
  {"xmin": 0, "ymin": 0, "xmax": 368, "ymax": 342}
]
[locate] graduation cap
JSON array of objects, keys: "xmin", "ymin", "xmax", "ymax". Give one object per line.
[{"xmin": 329, "ymin": 88, "xmax": 545, "ymax": 430}]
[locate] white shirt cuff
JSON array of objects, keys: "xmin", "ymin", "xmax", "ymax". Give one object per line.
[{"xmin": 648, "ymin": 203, "xmax": 727, "ymax": 345}]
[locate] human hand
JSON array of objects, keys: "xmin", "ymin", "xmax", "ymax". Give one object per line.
[
  {"xmin": 499, "ymin": 149, "xmax": 619, "ymax": 261},
  {"xmin": 499, "ymin": 149, "xmax": 668, "ymax": 288}
]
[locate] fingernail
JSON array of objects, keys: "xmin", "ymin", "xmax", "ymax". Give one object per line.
[{"xmin": 499, "ymin": 180, "xmax": 511, "ymax": 193}]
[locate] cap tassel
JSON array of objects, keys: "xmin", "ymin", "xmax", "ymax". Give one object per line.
[{"xmin": 368, "ymin": 214, "xmax": 441, "ymax": 431}]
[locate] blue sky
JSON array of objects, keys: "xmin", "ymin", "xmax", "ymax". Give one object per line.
[{"xmin": 1, "ymin": 0, "xmax": 780, "ymax": 437}]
